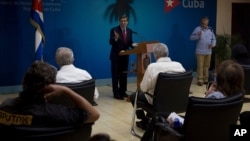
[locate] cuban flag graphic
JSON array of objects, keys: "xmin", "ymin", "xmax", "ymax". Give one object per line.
[
  {"xmin": 30, "ymin": 0, "xmax": 45, "ymax": 60},
  {"xmin": 165, "ymin": 0, "xmax": 180, "ymax": 13}
]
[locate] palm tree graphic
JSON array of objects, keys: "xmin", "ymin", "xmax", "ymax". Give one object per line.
[{"xmin": 104, "ymin": 0, "xmax": 137, "ymax": 24}]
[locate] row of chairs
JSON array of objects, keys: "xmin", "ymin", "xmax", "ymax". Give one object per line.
[
  {"xmin": 0, "ymin": 65, "xmax": 248, "ymax": 140},
  {"xmin": 131, "ymin": 70, "xmax": 245, "ymax": 141}
]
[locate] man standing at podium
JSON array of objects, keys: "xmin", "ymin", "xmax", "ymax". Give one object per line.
[{"xmin": 109, "ymin": 15, "xmax": 134, "ymax": 100}]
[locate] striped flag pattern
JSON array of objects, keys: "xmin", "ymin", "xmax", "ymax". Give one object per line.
[{"xmin": 30, "ymin": 0, "xmax": 45, "ymax": 60}]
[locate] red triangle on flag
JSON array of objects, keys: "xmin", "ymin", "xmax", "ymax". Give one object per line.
[
  {"xmin": 32, "ymin": 0, "xmax": 43, "ymax": 12},
  {"xmin": 164, "ymin": 0, "xmax": 180, "ymax": 13}
]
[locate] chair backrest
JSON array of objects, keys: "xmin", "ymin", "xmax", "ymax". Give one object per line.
[
  {"xmin": 182, "ymin": 93, "xmax": 243, "ymax": 141},
  {"xmin": 153, "ymin": 71, "xmax": 193, "ymax": 113},
  {"xmin": 0, "ymin": 123, "xmax": 93, "ymax": 141},
  {"xmin": 241, "ymin": 65, "xmax": 250, "ymax": 94},
  {"xmin": 51, "ymin": 79, "xmax": 96, "ymax": 106}
]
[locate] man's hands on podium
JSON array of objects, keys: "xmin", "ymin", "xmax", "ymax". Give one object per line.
[
  {"xmin": 132, "ymin": 42, "xmax": 138, "ymax": 47},
  {"xmin": 119, "ymin": 42, "xmax": 138, "ymax": 53}
]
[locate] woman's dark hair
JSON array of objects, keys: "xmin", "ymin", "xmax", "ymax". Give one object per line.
[{"xmin": 20, "ymin": 61, "xmax": 57, "ymax": 101}]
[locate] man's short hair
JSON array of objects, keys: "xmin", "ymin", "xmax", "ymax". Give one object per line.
[
  {"xmin": 153, "ymin": 43, "xmax": 169, "ymax": 58},
  {"xmin": 119, "ymin": 14, "xmax": 128, "ymax": 21},
  {"xmin": 201, "ymin": 16, "xmax": 209, "ymax": 23},
  {"xmin": 55, "ymin": 47, "xmax": 74, "ymax": 67}
]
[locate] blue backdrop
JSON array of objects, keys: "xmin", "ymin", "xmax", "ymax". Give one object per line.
[{"xmin": 0, "ymin": 0, "xmax": 216, "ymax": 87}]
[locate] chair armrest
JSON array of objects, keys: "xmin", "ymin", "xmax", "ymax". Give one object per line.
[{"xmin": 155, "ymin": 122, "xmax": 184, "ymax": 137}]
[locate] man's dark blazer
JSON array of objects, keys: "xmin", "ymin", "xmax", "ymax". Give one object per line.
[{"xmin": 109, "ymin": 26, "xmax": 133, "ymax": 61}]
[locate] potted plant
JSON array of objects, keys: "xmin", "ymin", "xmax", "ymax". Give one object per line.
[
  {"xmin": 213, "ymin": 34, "xmax": 243, "ymax": 67},
  {"xmin": 213, "ymin": 34, "xmax": 231, "ymax": 67}
]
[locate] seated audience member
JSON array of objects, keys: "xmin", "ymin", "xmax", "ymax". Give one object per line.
[
  {"xmin": 89, "ymin": 133, "xmax": 115, "ymax": 141},
  {"xmin": 231, "ymin": 43, "xmax": 250, "ymax": 65},
  {"xmin": 0, "ymin": 61, "xmax": 100, "ymax": 128},
  {"xmin": 205, "ymin": 59, "xmax": 245, "ymax": 99},
  {"xmin": 167, "ymin": 59, "xmax": 245, "ymax": 130},
  {"xmin": 130, "ymin": 43, "xmax": 186, "ymax": 130},
  {"xmin": 55, "ymin": 47, "xmax": 99, "ymax": 105}
]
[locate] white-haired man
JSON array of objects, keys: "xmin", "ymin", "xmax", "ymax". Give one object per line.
[
  {"xmin": 130, "ymin": 43, "xmax": 186, "ymax": 130},
  {"xmin": 55, "ymin": 47, "xmax": 99, "ymax": 105}
]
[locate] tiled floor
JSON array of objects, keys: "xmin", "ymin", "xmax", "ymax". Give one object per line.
[{"xmin": 0, "ymin": 78, "xmax": 249, "ymax": 141}]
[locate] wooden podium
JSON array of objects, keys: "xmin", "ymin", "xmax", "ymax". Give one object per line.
[{"xmin": 119, "ymin": 41, "xmax": 158, "ymax": 89}]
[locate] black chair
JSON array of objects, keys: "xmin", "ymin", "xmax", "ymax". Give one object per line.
[
  {"xmin": 0, "ymin": 123, "xmax": 93, "ymax": 141},
  {"xmin": 131, "ymin": 71, "xmax": 193, "ymax": 138},
  {"xmin": 52, "ymin": 79, "xmax": 96, "ymax": 106},
  {"xmin": 155, "ymin": 93, "xmax": 244, "ymax": 141},
  {"xmin": 241, "ymin": 65, "xmax": 250, "ymax": 95}
]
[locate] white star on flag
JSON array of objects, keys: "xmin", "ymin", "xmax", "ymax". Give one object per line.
[
  {"xmin": 166, "ymin": 0, "xmax": 174, "ymax": 7},
  {"xmin": 164, "ymin": 0, "xmax": 180, "ymax": 13}
]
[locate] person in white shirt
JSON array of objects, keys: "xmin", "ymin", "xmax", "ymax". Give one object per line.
[
  {"xmin": 130, "ymin": 43, "xmax": 186, "ymax": 130},
  {"xmin": 55, "ymin": 47, "xmax": 99, "ymax": 105}
]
